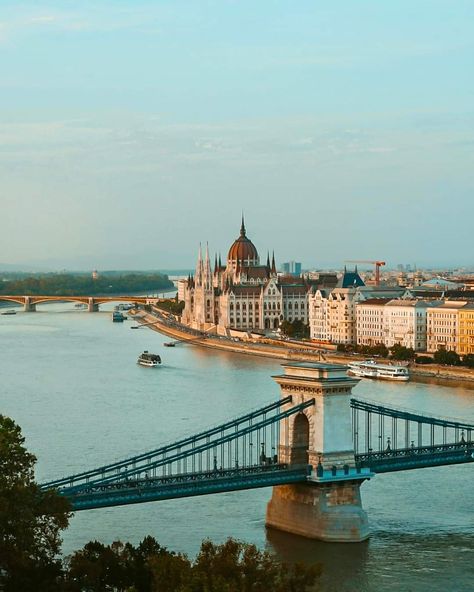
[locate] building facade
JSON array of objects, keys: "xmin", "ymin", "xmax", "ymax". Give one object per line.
[
  {"xmin": 355, "ymin": 299, "xmax": 391, "ymax": 346},
  {"xmin": 384, "ymin": 300, "xmax": 431, "ymax": 351},
  {"xmin": 181, "ymin": 219, "xmax": 309, "ymax": 334},
  {"xmin": 426, "ymin": 302, "xmax": 466, "ymax": 353},
  {"xmin": 458, "ymin": 304, "xmax": 474, "ymax": 356}
]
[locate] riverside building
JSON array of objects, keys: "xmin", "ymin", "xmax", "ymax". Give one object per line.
[
  {"xmin": 457, "ymin": 304, "xmax": 474, "ymax": 356},
  {"xmin": 426, "ymin": 301, "xmax": 466, "ymax": 353},
  {"xmin": 181, "ymin": 218, "xmax": 309, "ymax": 334}
]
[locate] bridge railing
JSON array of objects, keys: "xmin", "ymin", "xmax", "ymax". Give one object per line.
[
  {"xmin": 42, "ymin": 397, "xmax": 314, "ymax": 495},
  {"xmin": 351, "ymin": 398, "xmax": 473, "ymax": 457}
]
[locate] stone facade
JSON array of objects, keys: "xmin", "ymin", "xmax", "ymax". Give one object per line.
[
  {"xmin": 181, "ymin": 218, "xmax": 310, "ymax": 333},
  {"xmin": 266, "ymin": 363, "xmax": 370, "ymax": 542},
  {"xmin": 426, "ymin": 301, "xmax": 466, "ymax": 353}
]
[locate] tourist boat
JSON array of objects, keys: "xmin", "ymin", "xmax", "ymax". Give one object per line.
[
  {"xmin": 348, "ymin": 360, "xmax": 410, "ymax": 382},
  {"xmin": 1, "ymin": 309, "xmax": 17, "ymax": 316},
  {"xmin": 164, "ymin": 342, "xmax": 176, "ymax": 347},
  {"xmin": 137, "ymin": 351, "xmax": 161, "ymax": 367},
  {"xmin": 112, "ymin": 311, "xmax": 126, "ymax": 322},
  {"xmin": 74, "ymin": 303, "xmax": 87, "ymax": 309}
]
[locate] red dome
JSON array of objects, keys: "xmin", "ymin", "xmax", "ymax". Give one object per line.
[{"xmin": 227, "ymin": 219, "xmax": 259, "ymax": 263}]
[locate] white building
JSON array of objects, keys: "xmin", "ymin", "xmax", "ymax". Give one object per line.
[
  {"xmin": 356, "ymin": 298, "xmax": 391, "ymax": 346},
  {"xmin": 384, "ymin": 300, "xmax": 432, "ymax": 351}
]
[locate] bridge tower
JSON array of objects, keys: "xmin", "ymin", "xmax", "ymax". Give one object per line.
[
  {"xmin": 88, "ymin": 298, "xmax": 98, "ymax": 312},
  {"xmin": 266, "ymin": 362, "xmax": 370, "ymax": 542},
  {"xmin": 24, "ymin": 297, "xmax": 36, "ymax": 312}
]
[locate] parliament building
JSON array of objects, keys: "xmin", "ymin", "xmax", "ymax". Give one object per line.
[{"xmin": 181, "ymin": 218, "xmax": 309, "ymax": 334}]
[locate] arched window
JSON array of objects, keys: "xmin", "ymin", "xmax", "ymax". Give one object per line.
[
  {"xmin": 243, "ymin": 303, "xmax": 246, "ymax": 311},
  {"xmin": 236, "ymin": 302, "xmax": 240, "ymax": 310},
  {"xmin": 230, "ymin": 303, "xmax": 234, "ymax": 311}
]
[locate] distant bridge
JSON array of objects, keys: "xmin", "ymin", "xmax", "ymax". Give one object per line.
[{"xmin": 0, "ymin": 295, "xmax": 171, "ymax": 312}]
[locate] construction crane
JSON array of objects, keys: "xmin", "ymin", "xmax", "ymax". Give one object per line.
[{"xmin": 345, "ymin": 260, "xmax": 386, "ymax": 286}]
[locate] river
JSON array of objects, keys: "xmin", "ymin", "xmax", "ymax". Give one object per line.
[{"xmin": 1, "ymin": 303, "xmax": 473, "ymax": 591}]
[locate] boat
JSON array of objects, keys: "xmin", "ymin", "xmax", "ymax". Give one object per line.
[
  {"xmin": 348, "ymin": 360, "xmax": 410, "ymax": 382},
  {"xmin": 137, "ymin": 351, "xmax": 161, "ymax": 367},
  {"xmin": 112, "ymin": 311, "xmax": 126, "ymax": 322},
  {"xmin": 74, "ymin": 303, "xmax": 87, "ymax": 309},
  {"xmin": 1, "ymin": 309, "xmax": 17, "ymax": 316},
  {"xmin": 164, "ymin": 342, "xmax": 176, "ymax": 347}
]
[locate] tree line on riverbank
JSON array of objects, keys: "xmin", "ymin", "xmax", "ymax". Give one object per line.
[
  {"xmin": 337, "ymin": 342, "xmax": 474, "ymax": 368},
  {"xmin": 0, "ymin": 273, "xmax": 174, "ymax": 296},
  {"xmin": 0, "ymin": 415, "xmax": 320, "ymax": 592}
]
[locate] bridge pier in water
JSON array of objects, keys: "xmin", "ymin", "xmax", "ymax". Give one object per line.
[
  {"xmin": 88, "ymin": 298, "xmax": 98, "ymax": 312},
  {"xmin": 266, "ymin": 363, "xmax": 370, "ymax": 542},
  {"xmin": 24, "ymin": 297, "xmax": 36, "ymax": 312}
]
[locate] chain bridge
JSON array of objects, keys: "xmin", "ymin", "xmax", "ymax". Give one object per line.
[{"xmin": 41, "ymin": 363, "xmax": 473, "ymax": 542}]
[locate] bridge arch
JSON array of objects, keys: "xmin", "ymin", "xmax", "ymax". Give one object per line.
[
  {"xmin": 290, "ymin": 412, "xmax": 310, "ymax": 465},
  {"xmin": 0, "ymin": 296, "xmax": 25, "ymax": 305}
]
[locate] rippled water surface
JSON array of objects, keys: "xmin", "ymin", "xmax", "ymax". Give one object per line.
[{"xmin": 1, "ymin": 304, "xmax": 473, "ymax": 591}]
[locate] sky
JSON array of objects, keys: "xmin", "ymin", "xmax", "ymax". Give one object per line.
[{"xmin": 0, "ymin": 1, "xmax": 473, "ymax": 271}]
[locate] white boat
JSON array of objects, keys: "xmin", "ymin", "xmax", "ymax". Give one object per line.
[
  {"xmin": 137, "ymin": 350, "xmax": 161, "ymax": 367},
  {"xmin": 348, "ymin": 360, "xmax": 409, "ymax": 382}
]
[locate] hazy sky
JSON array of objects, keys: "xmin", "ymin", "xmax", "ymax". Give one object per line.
[{"xmin": 1, "ymin": 1, "xmax": 473, "ymax": 270}]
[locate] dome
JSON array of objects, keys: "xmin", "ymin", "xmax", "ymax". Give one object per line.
[{"xmin": 227, "ymin": 218, "xmax": 259, "ymax": 264}]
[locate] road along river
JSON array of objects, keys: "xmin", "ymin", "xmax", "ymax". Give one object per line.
[{"xmin": 1, "ymin": 303, "xmax": 473, "ymax": 592}]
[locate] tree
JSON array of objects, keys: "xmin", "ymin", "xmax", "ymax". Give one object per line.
[
  {"xmin": 64, "ymin": 537, "xmax": 321, "ymax": 592},
  {"xmin": 0, "ymin": 415, "xmax": 71, "ymax": 591},
  {"xmin": 433, "ymin": 348, "xmax": 461, "ymax": 366},
  {"xmin": 389, "ymin": 344, "xmax": 416, "ymax": 361},
  {"xmin": 463, "ymin": 354, "xmax": 474, "ymax": 368}
]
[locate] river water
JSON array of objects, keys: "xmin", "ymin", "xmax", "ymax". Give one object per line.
[{"xmin": 1, "ymin": 303, "xmax": 473, "ymax": 591}]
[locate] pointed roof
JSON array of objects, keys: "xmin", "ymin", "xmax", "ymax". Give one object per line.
[
  {"xmin": 337, "ymin": 268, "xmax": 365, "ymax": 288},
  {"xmin": 271, "ymin": 251, "xmax": 276, "ymax": 274}
]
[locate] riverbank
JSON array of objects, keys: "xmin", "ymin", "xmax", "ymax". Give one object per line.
[{"xmin": 134, "ymin": 308, "xmax": 474, "ymax": 387}]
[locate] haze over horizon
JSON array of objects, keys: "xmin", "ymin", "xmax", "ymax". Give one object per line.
[{"xmin": 1, "ymin": 1, "xmax": 473, "ymax": 271}]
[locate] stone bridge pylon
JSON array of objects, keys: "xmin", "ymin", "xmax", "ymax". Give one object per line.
[{"xmin": 266, "ymin": 363, "xmax": 370, "ymax": 542}]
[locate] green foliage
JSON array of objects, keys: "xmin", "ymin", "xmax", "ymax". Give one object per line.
[
  {"xmin": 415, "ymin": 355, "xmax": 434, "ymax": 365},
  {"xmin": 64, "ymin": 537, "xmax": 320, "ymax": 592},
  {"xmin": 433, "ymin": 348, "xmax": 462, "ymax": 366},
  {"xmin": 356, "ymin": 343, "xmax": 389, "ymax": 357},
  {"xmin": 156, "ymin": 299, "xmax": 185, "ymax": 316},
  {"xmin": 280, "ymin": 320, "xmax": 310, "ymax": 339},
  {"xmin": 0, "ymin": 415, "xmax": 72, "ymax": 591},
  {"xmin": 389, "ymin": 344, "xmax": 416, "ymax": 361},
  {"xmin": 463, "ymin": 354, "xmax": 474, "ymax": 368},
  {"xmin": 0, "ymin": 273, "xmax": 173, "ymax": 296}
]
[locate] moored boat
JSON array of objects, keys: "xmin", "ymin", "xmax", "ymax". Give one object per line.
[
  {"xmin": 112, "ymin": 311, "xmax": 126, "ymax": 322},
  {"xmin": 348, "ymin": 360, "xmax": 409, "ymax": 382},
  {"xmin": 137, "ymin": 351, "xmax": 161, "ymax": 367},
  {"xmin": 164, "ymin": 342, "xmax": 176, "ymax": 347},
  {"xmin": 1, "ymin": 309, "xmax": 17, "ymax": 316}
]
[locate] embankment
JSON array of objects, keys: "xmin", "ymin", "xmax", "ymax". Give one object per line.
[{"xmin": 134, "ymin": 309, "xmax": 474, "ymax": 387}]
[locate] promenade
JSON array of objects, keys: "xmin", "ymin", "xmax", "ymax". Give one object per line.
[{"xmin": 134, "ymin": 307, "xmax": 474, "ymax": 386}]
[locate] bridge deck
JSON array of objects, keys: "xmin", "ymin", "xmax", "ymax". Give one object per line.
[{"xmin": 63, "ymin": 464, "xmax": 310, "ymax": 511}]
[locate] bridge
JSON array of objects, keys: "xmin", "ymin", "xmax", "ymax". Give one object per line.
[
  {"xmin": 0, "ymin": 295, "xmax": 167, "ymax": 312},
  {"xmin": 41, "ymin": 363, "xmax": 473, "ymax": 543}
]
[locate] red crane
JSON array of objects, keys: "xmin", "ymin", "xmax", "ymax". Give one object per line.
[{"xmin": 345, "ymin": 260, "xmax": 386, "ymax": 286}]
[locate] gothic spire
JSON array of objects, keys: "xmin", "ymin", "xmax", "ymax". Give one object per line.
[
  {"xmin": 240, "ymin": 213, "xmax": 246, "ymax": 237},
  {"xmin": 271, "ymin": 251, "xmax": 276, "ymax": 275}
]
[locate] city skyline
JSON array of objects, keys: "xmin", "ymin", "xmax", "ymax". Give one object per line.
[{"xmin": 1, "ymin": 1, "xmax": 473, "ymax": 269}]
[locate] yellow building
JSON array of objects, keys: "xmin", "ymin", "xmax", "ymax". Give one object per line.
[
  {"xmin": 458, "ymin": 304, "xmax": 474, "ymax": 356},
  {"xmin": 426, "ymin": 301, "xmax": 466, "ymax": 353}
]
